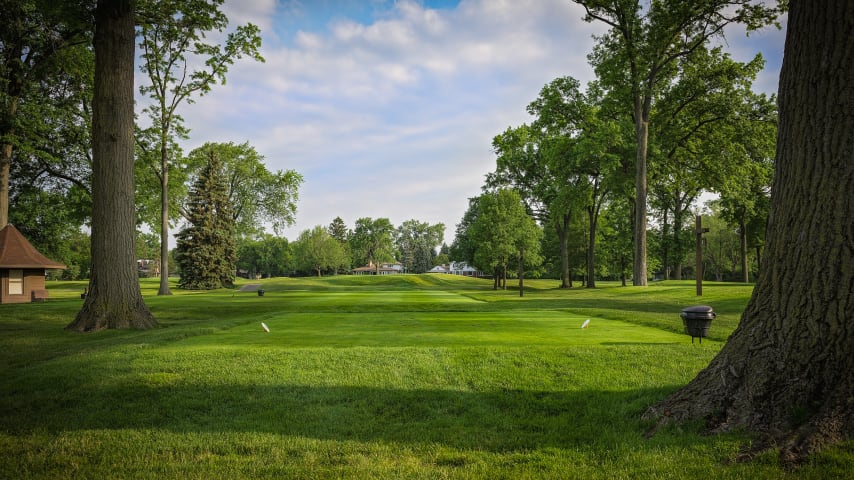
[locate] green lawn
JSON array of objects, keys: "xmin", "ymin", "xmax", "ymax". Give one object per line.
[{"xmin": 1, "ymin": 276, "xmax": 851, "ymax": 479}]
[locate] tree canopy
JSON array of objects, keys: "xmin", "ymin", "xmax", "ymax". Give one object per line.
[
  {"xmin": 573, "ymin": 0, "xmax": 783, "ymax": 285},
  {"xmin": 466, "ymin": 189, "xmax": 542, "ymax": 292},
  {"xmin": 293, "ymin": 225, "xmax": 348, "ymax": 277},
  {"xmin": 395, "ymin": 219, "xmax": 444, "ymax": 274},
  {"xmin": 186, "ymin": 142, "xmax": 303, "ymax": 238},
  {"xmin": 349, "ymin": 217, "xmax": 396, "ymax": 271},
  {"xmin": 0, "ymin": 0, "xmax": 92, "ymax": 227}
]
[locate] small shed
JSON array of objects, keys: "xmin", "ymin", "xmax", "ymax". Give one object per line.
[{"xmin": 0, "ymin": 224, "xmax": 66, "ymax": 304}]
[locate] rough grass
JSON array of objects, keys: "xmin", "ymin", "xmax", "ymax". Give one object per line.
[{"xmin": 0, "ymin": 276, "xmax": 851, "ymax": 479}]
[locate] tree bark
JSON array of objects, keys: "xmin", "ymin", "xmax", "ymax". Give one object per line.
[
  {"xmin": 661, "ymin": 207, "xmax": 670, "ymax": 280},
  {"xmin": 586, "ymin": 205, "xmax": 598, "ymax": 288},
  {"xmin": 0, "ymin": 142, "xmax": 11, "ymax": 227},
  {"xmin": 740, "ymin": 218, "xmax": 750, "ymax": 283},
  {"xmin": 633, "ymin": 102, "xmax": 649, "ymax": 286},
  {"xmin": 158, "ymin": 140, "xmax": 172, "ymax": 295},
  {"xmin": 644, "ymin": 0, "xmax": 854, "ymax": 463},
  {"xmin": 518, "ymin": 248, "xmax": 524, "ymax": 297},
  {"xmin": 0, "ymin": 46, "xmax": 23, "ymax": 228},
  {"xmin": 67, "ymin": 0, "xmax": 156, "ymax": 332},
  {"xmin": 556, "ymin": 213, "xmax": 572, "ymax": 288}
]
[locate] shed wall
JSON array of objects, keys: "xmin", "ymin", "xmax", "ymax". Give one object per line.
[{"xmin": 0, "ymin": 269, "xmax": 46, "ymax": 304}]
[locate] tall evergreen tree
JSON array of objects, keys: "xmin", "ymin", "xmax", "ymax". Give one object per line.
[
  {"xmin": 327, "ymin": 216, "xmax": 348, "ymax": 242},
  {"xmin": 175, "ymin": 148, "xmax": 235, "ymax": 289}
]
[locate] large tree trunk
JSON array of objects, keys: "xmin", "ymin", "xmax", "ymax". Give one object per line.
[
  {"xmin": 633, "ymin": 100, "xmax": 649, "ymax": 286},
  {"xmin": 661, "ymin": 207, "xmax": 670, "ymax": 280},
  {"xmin": 67, "ymin": 0, "xmax": 156, "ymax": 332},
  {"xmin": 0, "ymin": 142, "xmax": 11, "ymax": 227},
  {"xmin": 740, "ymin": 218, "xmax": 750, "ymax": 283},
  {"xmin": 672, "ymin": 196, "xmax": 690, "ymax": 281},
  {"xmin": 0, "ymin": 55, "xmax": 23, "ymax": 228},
  {"xmin": 586, "ymin": 205, "xmax": 597, "ymax": 288},
  {"xmin": 556, "ymin": 213, "xmax": 572, "ymax": 288},
  {"xmin": 644, "ymin": 0, "xmax": 853, "ymax": 463},
  {"xmin": 158, "ymin": 136, "xmax": 172, "ymax": 295}
]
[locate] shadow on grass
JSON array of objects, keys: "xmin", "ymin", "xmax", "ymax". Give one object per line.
[{"xmin": 2, "ymin": 381, "xmax": 690, "ymax": 452}]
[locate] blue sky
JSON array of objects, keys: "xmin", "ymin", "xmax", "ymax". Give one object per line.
[{"xmin": 166, "ymin": 0, "xmax": 787, "ymax": 245}]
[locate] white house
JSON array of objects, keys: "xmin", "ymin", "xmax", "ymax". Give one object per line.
[
  {"xmin": 427, "ymin": 261, "xmax": 482, "ymax": 277},
  {"xmin": 450, "ymin": 261, "xmax": 481, "ymax": 277},
  {"xmin": 427, "ymin": 264, "xmax": 449, "ymax": 274}
]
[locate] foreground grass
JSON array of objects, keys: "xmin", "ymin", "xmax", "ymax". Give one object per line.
[{"xmin": 0, "ymin": 276, "xmax": 851, "ymax": 479}]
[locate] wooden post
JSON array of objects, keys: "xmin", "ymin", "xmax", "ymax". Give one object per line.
[{"xmin": 695, "ymin": 215, "xmax": 709, "ymax": 296}]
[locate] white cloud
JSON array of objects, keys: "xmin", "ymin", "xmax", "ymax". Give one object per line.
[{"xmin": 160, "ymin": 0, "xmax": 782, "ymax": 244}]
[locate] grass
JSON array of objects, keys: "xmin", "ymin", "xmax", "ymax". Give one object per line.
[{"xmin": 1, "ymin": 275, "xmax": 851, "ymax": 479}]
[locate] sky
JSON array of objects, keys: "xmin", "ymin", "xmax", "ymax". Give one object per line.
[{"xmin": 156, "ymin": 0, "xmax": 787, "ymax": 245}]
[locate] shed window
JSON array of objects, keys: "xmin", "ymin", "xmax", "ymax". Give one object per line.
[{"xmin": 9, "ymin": 269, "xmax": 24, "ymax": 295}]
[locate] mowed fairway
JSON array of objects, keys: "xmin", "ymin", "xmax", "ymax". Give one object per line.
[{"xmin": 1, "ymin": 276, "xmax": 850, "ymax": 479}]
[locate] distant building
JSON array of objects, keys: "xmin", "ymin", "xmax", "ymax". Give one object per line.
[
  {"xmin": 427, "ymin": 261, "xmax": 482, "ymax": 277},
  {"xmin": 0, "ymin": 224, "xmax": 66, "ymax": 304},
  {"xmin": 352, "ymin": 261, "xmax": 405, "ymax": 275},
  {"xmin": 450, "ymin": 261, "xmax": 481, "ymax": 276},
  {"xmin": 427, "ymin": 264, "xmax": 449, "ymax": 274}
]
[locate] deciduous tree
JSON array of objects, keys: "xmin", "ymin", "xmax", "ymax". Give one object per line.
[
  {"xmin": 714, "ymin": 93, "xmax": 777, "ymax": 282},
  {"xmin": 293, "ymin": 226, "xmax": 347, "ymax": 277},
  {"xmin": 644, "ymin": 0, "xmax": 853, "ymax": 463},
  {"xmin": 67, "ymin": 0, "xmax": 156, "ymax": 331},
  {"xmin": 470, "ymin": 189, "xmax": 542, "ymax": 294},
  {"xmin": 236, "ymin": 234, "xmax": 291, "ymax": 279},
  {"xmin": 187, "ymin": 142, "xmax": 302, "ymax": 237},
  {"xmin": 573, "ymin": 0, "xmax": 782, "ymax": 285},
  {"xmin": 349, "ymin": 217, "xmax": 395, "ymax": 272},
  {"xmin": 0, "ymin": 0, "xmax": 90, "ymax": 227},
  {"xmin": 395, "ymin": 219, "xmax": 444, "ymax": 274}
]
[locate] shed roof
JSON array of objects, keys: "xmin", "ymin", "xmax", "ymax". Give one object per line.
[{"xmin": 0, "ymin": 224, "xmax": 67, "ymax": 269}]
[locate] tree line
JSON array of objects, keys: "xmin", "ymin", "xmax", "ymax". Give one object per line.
[
  {"xmin": 240, "ymin": 217, "xmax": 446, "ymax": 279},
  {"xmin": 449, "ymin": 3, "xmax": 778, "ymax": 288}
]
